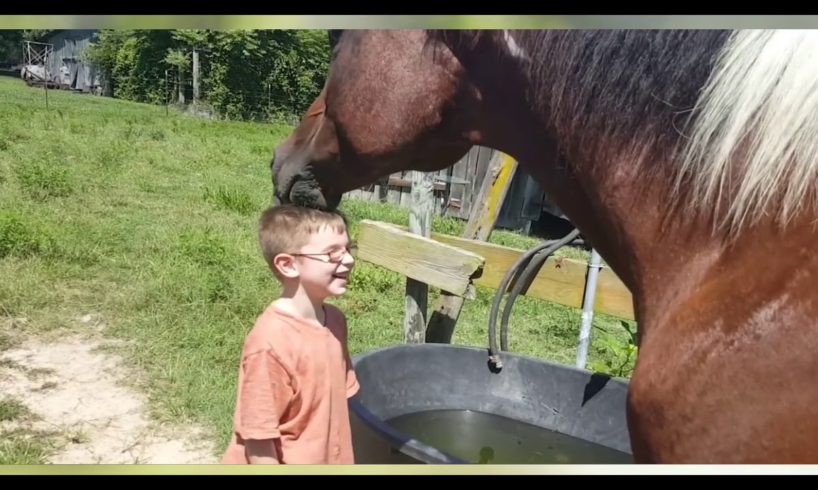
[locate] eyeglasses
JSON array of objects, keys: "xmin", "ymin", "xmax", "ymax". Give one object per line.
[{"xmin": 291, "ymin": 243, "xmax": 358, "ymax": 264}]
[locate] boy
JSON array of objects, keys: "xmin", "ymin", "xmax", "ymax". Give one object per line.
[{"xmin": 221, "ymin": 204, "xmax": 359, "ymax": 464}]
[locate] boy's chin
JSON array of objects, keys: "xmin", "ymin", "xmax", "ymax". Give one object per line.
[
  {"xmin": 326, "ymin": 277, "xmax": 349, "ymax": 296},
  {"xmin": 305, "ymin": 278, "xmax": 349, "ymax": 299},
  {"xmin": 327, "ymin": 285, "xmax": 348, "ymax": 296}
]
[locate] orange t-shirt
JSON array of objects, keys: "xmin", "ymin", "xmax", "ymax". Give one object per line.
[{"xmin": 220, "ymin": 302, "xmax": 360, "ymax": 464}]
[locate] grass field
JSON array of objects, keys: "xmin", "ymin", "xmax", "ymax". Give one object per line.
[{"xmin": 0, "ymin": 76, "xmax": 637, "ymax": 461}]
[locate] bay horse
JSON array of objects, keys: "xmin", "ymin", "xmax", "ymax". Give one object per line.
[{"xmin": 271, "ymin": 30, "xmax": 818, "ymax": 463}]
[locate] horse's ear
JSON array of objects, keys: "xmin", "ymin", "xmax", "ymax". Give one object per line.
[{"xmin": 328, "ymin": 30, "xmax": 343, "ymax": 50}]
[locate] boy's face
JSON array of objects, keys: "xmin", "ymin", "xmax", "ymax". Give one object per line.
[{"xmin": 281, "ymin": 225, "xmax": 355, "ymax": 300}]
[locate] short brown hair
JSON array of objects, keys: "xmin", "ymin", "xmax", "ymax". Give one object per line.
[{"xmin": 258, "ymin": 204, "xmax": 348, "ymax": 275}]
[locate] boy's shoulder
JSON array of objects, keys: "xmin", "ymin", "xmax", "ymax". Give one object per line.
[
  {"xmin": 240, "ymin": 302, "xmax": 348, "ymax": 359},
  {"xmin": 240, "ymin": 303, "xmax": 301, "ymax": 360}
]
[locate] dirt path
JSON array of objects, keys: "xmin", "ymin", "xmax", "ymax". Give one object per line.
[{"xmin": 0, "ymin": 320, "xmax": 218, "ymax": 464}]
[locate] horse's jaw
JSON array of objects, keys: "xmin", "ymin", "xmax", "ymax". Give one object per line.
[{"xmin": 289, "ymin": 175, "xmax": 339, "ymax": 210}]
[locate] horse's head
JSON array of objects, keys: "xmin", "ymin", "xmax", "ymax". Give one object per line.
[{"xmin": 272, "ymin": 30, "xmax": 491, "ymax": 210}]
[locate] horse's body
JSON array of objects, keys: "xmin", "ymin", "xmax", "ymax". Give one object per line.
[{"xmin": 271, "ymin": 29, "xmax": 818, "ymax": 463}]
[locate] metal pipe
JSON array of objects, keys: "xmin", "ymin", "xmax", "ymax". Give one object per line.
[{"xmin": 576, "ymin": 248, "xmax": 603, "ymax": 369}]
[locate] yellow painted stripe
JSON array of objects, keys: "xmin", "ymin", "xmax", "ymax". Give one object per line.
[{"xmin": 476, "ymin": 152, "xmax": 517, "ymax": 233}]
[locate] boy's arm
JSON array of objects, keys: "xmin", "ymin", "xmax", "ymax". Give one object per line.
[
  {"xmin": 245, "ymin": 439, "xmax": 281, "ymax": 464},
  {"xmin": 237, "ymin": 350, "xmax": 293, "ymax": 463}
]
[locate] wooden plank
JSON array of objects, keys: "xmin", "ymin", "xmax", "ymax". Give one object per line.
[
  {"xmin": 357, "ymin": 220, "xmax": 485, "ymax": 298},
  {"xmin": 440, "ymin": 167, "xmax": 453, "ymax": 215},
  {"xmin": 373, "ymin": 187, "xmax": 383, "ymax": 202},
  {"xmin": 387, "ymin": 185, "xmax": 401, "ymax": 206},
  {"xmin": 387, "ymin": 176, "xmax": 447, "ymax": 192},
  {"xmin": 465, "ymin": 152, "xmax": 518, "ymax": 239},
  {"xmin": 425, "ymin": 152, "xmax": 519, "ymax": 344},
  {"xmin": 427, "ymin": 232, "xmax": 635, "ymax": 321},
  {"xmin": 404, "ymin": 171, "xmax": 436, "ymax": 344},
  {"xmin": 475, "ymin": 146, "xmax": 493, "ymax": 191},
  {"xmin": 448, "ymin": 154, "xmax": 469, "ymax": 218},
  {"xmin": 461, "ymin": 147, "xmax": 478, "ymax": 218}
]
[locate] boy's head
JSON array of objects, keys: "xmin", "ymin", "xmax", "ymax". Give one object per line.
[{"xmin": 258, "ymin": 204, "xmax": 355, "ymax": 299}]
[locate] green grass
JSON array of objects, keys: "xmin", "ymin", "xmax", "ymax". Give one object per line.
[
  {"xmin": 0, "ymin": 331, "xmax": 16, "ymax": 351},
  {"xmin": 0, "ymin": 428, "xmax": 58, "ymax": 465},
  {"xmin": 0, "ymin": 397, "xmax": 54, "ymax": 464},
  {"xmin": 0, "ymin": 397, "xmax": 31, "ymax": 422},
  {"xmin": 0, "ymin": 77, "xmax": 637, "ymax": 456}
]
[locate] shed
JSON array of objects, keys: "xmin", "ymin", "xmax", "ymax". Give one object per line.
[
  {"xmin": 21, "ymin": 30, "xmax": 101, "ymax": 93},
  {"xmin": 346, "ymin": 146, "xmax": 571, "ymax": 236}
]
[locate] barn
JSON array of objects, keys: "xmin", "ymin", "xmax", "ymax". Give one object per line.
[
  {"xmin": 21, "ymin": 30, "xmax": 102, "ymax": 93},
  {"xmin": 346, "ymin": 146, "xmax": 572, "ymax": 238}
]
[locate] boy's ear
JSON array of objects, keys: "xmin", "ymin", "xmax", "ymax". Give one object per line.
[{"xmin": 273, "ymin": 253, "xmax": 299, "ymax": 279}]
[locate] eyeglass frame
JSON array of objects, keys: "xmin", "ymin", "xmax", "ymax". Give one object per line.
[{"xmin": 288, "ymin": 243, "xmax": 358, "ymax": 264}]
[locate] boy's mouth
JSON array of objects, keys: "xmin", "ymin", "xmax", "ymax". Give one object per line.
[{"xmin": 332, "ymin": 273, "xmax": 349, "ymax": 281}]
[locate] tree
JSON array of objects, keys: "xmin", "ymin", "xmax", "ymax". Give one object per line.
[
  {"xmin": 0, "ymin": 31, "xmax": 23, "ymax": 64},
  {"xmin": 80, "ymin": 29, "xmax": 332, "ymax": 122},
  {"xmin": 164, "ymin": 49, "xmax": 190, "ymax": 104}
]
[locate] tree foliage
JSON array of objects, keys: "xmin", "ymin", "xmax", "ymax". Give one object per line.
[
  {"xmin": 0, "ymin": 30, "xmax": 57, "ymax": 64},
  {"xmin": 82, "ymin": 29, "xmax": 331, "ymax": 121}
]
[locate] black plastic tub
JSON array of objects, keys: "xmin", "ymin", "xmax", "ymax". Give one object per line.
[{"xmin": 349, "ymin": 343, "xmax": 632, "ymax": 464}]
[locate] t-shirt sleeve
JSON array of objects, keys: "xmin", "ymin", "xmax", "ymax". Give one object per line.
[{"xmin": 235, "ymin": 350, "xmax": 293, "ymax": 441}]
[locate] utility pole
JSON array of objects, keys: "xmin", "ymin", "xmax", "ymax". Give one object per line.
[{"xmin": 192, "ymin": 47, "xmax": 200, "ymax": 107}]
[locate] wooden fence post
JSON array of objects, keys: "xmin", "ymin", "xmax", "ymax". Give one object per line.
[
  {"xmin": 404, "ymin": 171, "xmax": 435, "ymax": 344},
  {"xmin": 192, "ymin": 47, "xmax": 200, "ymax": 106},
  {"xmin": 425, "ymin": 151, "xmax": 518, "ymax": 343}
]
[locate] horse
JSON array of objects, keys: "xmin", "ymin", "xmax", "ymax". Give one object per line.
[{"xmin": 270, "ymin": 29, "xmax": 818, "ymax": 464}]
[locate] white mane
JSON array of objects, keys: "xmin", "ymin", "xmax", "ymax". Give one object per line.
[{"xmin": 676, "ymin": 30, "xmax": 818, "ymax": 233}]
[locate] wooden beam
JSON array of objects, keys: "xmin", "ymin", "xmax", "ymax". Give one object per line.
[
  {"xmin": 426, "ymin": 151, "xmax": 518, "ymax": 343},
  {"xmin": 464, "ymin": 152, "xmax": 519, "ymax": 239},
  {"xmin": 427, "ymin": 232, "xmax": 635, "ymax": 321},
  {"xmin": 357, "ymin": 220, "xmax": 485, "ymax": 298},
  {"xmin": 387, "ymin": 176, "xmax": 447, "ymax": 192}
]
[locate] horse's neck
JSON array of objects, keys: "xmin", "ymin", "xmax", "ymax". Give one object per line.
[
  {"xmin": 555, "ymin": 151, "xmax": 818, "ymax": 338},
  {"xmin": 510, "ymin": 145, "xmax": 661, "ymax": 286},
  {"xmin": 515, "ymin": 145, "xmax": 722, "ymax": 320}
]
